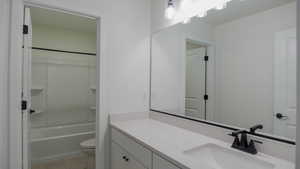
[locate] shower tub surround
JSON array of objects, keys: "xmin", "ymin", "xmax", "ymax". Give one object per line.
[
  {"xmin": 31, "ymin": 122, "xmax": 95, "ymax": 163},
  {"xmin": 110, "ymin": 111, "xmax": 295, "ymax": 169}
]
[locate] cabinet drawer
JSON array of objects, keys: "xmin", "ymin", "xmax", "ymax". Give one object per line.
[
  {"xmin": 111, "ymin": 128, "xmax": 152, "ymax": 168},
  {"xmin": 111, "ymin": 142, "xmax": 147, "ymax": 169},
  {"xmin": 153, "ymin": 154, "xmax": 181, "ymax": 169}
]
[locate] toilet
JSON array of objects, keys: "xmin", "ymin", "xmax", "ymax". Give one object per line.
[
  {"xmin": 80, "ymin": 138, "xmax": 96, "ymax": 169},
  {"xmin": 80, "ymin": 138, "xmax": 96, "ymax": 150}
]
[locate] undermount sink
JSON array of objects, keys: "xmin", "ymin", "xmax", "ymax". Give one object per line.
[{"xmin": 183, "ymin": 143, "xmax": 275, "ymax": 169}]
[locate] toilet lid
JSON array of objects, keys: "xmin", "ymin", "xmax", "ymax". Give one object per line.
[{"xmin": 80, "ymin": 138, "xmax": 96, "ymax": 149}]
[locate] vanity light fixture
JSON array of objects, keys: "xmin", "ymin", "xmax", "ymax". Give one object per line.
[
  {"xmin": 215, "ymin": 0, "xmax": 230, "ymax": 10},
  {"xmin": 183, "ymin": 18, "xmax": 191, "ymax": 24},
  {"xmin": 166, "ymin": 0, "xmax": 235, "ymax": 23},
  {"xmin": 165, "ymin": 0, "xmax": 176, "ymax": 19},
  {"xmin": 197, "ymin": 11, "xmax": 207, "ymax": 18}
]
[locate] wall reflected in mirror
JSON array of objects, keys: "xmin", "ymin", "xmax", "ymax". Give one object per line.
[{"xmin": 150, "ymin": 0, "xmax": 296, "ymax": 140}]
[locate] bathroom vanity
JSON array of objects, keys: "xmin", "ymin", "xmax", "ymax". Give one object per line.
[
  {"xmin": 110, "ymin": 112, "xmax": 294, "ymax": 169},
  {"xmin": 110, "ymin": 1, "xmax": 297, "ymax": 169}
]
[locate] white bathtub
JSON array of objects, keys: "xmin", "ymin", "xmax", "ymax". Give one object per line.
[{"xmin": 31, "ymin": 122, "xmax": 95, "ymax": 163}]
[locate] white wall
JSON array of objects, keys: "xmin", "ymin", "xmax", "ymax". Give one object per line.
[
  {"xmin": 151, "ymin": 25, "xmax": 185, "ymax": 114},
  {"xmin": 0, "ymin": 0, "xmax": 10, "ymax": 168},
  {"xmin": 33, "ymin": 24, "xmax": 97, "ymax": 53},
  {"xmin": 213, "ymin": 2, "xmax": 296, "ymax": 133},
  {"xmin": 106, "ymin": 0, "xmax": 150, "ymax": 114},
  {"xmin": 151, "ymin": 20, "xmax": 213, "ymax": 115}
]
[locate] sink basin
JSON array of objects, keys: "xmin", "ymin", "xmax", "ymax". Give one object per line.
[{"xmin": 183, "ymin": 143, "xmax": 274, "ymax": 169}]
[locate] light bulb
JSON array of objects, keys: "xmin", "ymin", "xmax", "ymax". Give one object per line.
[
  {"xmin": 183, "ymin": 18, "xmax": 191, "ymax": 24},
  {"xmin": 165, "ymin": 0, "xmax": 175, "ymax": 19},
  {"xmin": 215, "ymin": 2, "xmax": 226, "ymax": 10},
  {"xmin": 165, "ymin": 5, "xmax": 175, "ymax": 19},
  {"xmin": 197, "ymin": 11, "xmax": 207, "ymax": 18}
]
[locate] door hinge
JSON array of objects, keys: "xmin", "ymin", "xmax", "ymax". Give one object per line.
[
  {"xmin": 22, "ymin": 100, "xmax": 27, "ymax": 110},
  {"xmin": 23, "ymin": 25, "xmax": 28, "ymax": 34},
  {"xmin": 204, "ymin": 56, "xmax": 209, "ymax": 61},
  {"xmin": 204, "ymin": 94, "xmax": 208, "ymax": 100}
]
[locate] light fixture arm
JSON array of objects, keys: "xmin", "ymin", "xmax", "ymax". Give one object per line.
[{"xmin": 167, "ymin": 0, "xmax": 174, "ymax": 7}]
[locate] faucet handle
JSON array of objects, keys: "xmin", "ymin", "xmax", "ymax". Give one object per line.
[
  {"xmin": 247, "ymin": 139, "xmax": 263, "ymax": 155},
  {"xmin": 230, "ymin": 129, "xmax": 246, "ymax": 137},
  {"xmin": 227, "ymin": 133, "xmax": 235, "ymax": 137},
  {"xmin": 228, "ymin": 130, "xmax": 246, "ymax": 148},
  {"xmin": 228, "ymin": 134, "xmax": 241, "ymax": 148},
  {"xmin": 250, "ymin": 124, "xmax": 263, "ymax": 133}
]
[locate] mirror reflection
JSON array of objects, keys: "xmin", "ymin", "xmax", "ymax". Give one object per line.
[{"xmin": 151, "ymin": 0, "xmax": 296, "ymax": 140}]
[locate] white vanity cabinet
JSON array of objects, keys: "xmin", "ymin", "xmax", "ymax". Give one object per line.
[
  {"xmin": 111, "ymin": 128, "xmax": 182, "ymax": 169},
  {"xmin": 111, "ymin": 142, "xmax": 147, "ymax": 169},
  {"xmin": 153, "ymin": 154, "xmax": 181, "ymax": 169}
]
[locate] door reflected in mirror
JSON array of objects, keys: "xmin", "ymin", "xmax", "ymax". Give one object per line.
[
  {"xmin": 185, "ymin": 40, "xmax": 207, "ymax": 120},
  {"xmin": 150, "ymin": 0, "xmax": 296, "ymax": 140}
]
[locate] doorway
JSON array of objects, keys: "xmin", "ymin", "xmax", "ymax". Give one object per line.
[
  {"xmin": 273, "ymin": 28, "xmax": 297, "ymax": 140},
  {"xmin": 22, "ymin": 6, "xmax": 98, "ymax": 169},
  {"xmin": 185, "ymin": 40, "xmax": 208, "ymax": 120}
]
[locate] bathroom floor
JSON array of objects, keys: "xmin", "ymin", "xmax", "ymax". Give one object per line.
[{"xmin": 32, "ymin": 154, "xmax": 95, "ymax": 169}]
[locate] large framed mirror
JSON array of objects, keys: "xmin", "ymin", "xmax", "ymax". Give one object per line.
[{"xmin": 150, "ymin": 0, "xmax": 296, "ymax": 143}]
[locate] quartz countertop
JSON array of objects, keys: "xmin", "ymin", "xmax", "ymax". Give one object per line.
[{"xmin": 110, "ymin": 118, "xmax": 295, "ymax": 169}]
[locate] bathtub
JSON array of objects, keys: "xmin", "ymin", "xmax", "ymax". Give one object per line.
[{"xmin": 31, "ymin": 122, "xmax": 95, "ymax": 163}]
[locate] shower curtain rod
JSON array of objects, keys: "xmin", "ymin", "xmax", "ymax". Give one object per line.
[{"xmin": 32, "ymin": 47, "xmax": 97, "ymax": 56}]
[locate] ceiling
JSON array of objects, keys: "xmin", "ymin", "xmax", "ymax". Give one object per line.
[
  {"xmin": 30, "ymin": 0, "xmax": 295, "ymax": 32},
  {"xmin": 31, "ymin": 7, "xmax": 97, "ymax": 33},
  {"xmin": 197, "ymin": 0, "xmax": 295, "ymax": 26}
]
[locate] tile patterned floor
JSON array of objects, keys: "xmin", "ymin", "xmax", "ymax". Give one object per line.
[{"xmin": 32, "ymin": 154, "xmax": 95, "ymax": 169}]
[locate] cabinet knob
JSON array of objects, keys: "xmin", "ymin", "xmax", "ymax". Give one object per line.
[{"xmin": 122, "ymin": 156, "xmax": 129, "ymax": 162}]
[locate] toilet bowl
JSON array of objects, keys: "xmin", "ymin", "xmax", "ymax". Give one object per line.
[
  {"xmin": 80, "ymin": 138, "xmax": 96, "ymax": 169},
  {"xmin": 80, "ymin": 138, "xmax": 96, "ymax": 149}
]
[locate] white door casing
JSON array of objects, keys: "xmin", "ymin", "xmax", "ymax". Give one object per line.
[
  {"xmin": 185, "ymin": 47, "xmax": 206, "ymax": 119},
  {"xmin": 273, "ymin": 28, "xmax": 297, "ymax": 140},
  {"xmin": 22, "ymin": 7, "xmax": 32, "ymax": 169},
  {"xmin": 9, "ymin": 2, "xmax": 103, "ymax": 169}
]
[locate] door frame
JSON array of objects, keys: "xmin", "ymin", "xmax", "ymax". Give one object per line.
[
  {"xmin": 9, "ymin": 1, "xmax": 105, "ymax": 169},
  {"xmin": 273, "ymin": 28, "xmax": 297, "ymax": 139},
  {"xmin": 183, "ymin": 36, "xmax": 216, "ymax": 121}
]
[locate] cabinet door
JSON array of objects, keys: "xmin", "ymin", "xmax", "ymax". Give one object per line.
[
  {"xmin": 111, "ymin": 142, "xmax": 147, "ymax": 169},
  {"xmin": 153, "ymin": 154, "xmax": 180, "ymax": 169},
  {"xmin": 111, "ymin": 142, "xmax": 129, "ymax": 169},
  {"xmin": 127, "ymin": 155, "xmax": 147, "ymax": 169}
]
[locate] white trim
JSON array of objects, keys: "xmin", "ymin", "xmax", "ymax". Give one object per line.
[
  {"xmin": 296, "ymin": 0, "xmax": 300, "ymax": 166},
  {"xmin": 9, "ymin": 1, "xmax": 24, "ymax": 169},
  {"xmin": 31, "ymin": 131, "xmax": 95, "ymax": 142},
  {"xmin": 273, "ymin": 28, "xmax": 297, "ymax": 139},
  {"xmin": 9, "ymin": 1, "xmax": 104, "ymax": 169},
  {"xmin": 183, "ymin": 36, "xmax": 216, "ymax": 121},
  {"xmin": 23, "ymin": 0, "xmax": 98, "ymax": 19}
]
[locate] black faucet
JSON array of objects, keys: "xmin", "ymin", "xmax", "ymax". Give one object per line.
[
  {"xmin": 250, "ymin": 124, "xmax": 263, "ymax": 133},
  {"xmin": 229, "ymin": 127, "xmax": 263, "ymax": 155}
]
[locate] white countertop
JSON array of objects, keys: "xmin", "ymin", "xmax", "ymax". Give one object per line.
[{"xmin": 111, "ymin": 118, "xmax": 295, "ymax": 169}]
